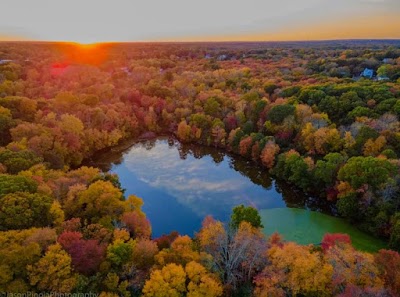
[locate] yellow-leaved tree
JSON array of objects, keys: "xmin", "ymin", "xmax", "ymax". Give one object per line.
[
  {"xmin": 27, "ymin": 244, "xmax": 77, "ymax": 292},
  {"xmin": 142, "ymin": 262, "xmax": 223, "ymax": 297},
  {"xmin": 255, "ymin": 242, "xmax": 333, "ymax": 297}
]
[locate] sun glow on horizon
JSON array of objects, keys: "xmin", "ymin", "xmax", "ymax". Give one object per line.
[{"xmin": 53, "ymin": 42, "xmax": 110, "ymax": 66}]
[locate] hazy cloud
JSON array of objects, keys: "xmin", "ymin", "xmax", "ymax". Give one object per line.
[{"xmin": 0, "ymin": 0, "xmax": 398, "ymax": 41}]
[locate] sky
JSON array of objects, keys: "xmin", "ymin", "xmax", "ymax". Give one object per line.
[{"xmin": 0, "ymin": 0, "xmax": 399, "ymax": 43}]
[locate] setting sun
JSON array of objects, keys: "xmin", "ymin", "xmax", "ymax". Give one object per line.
[{"xmin": 54, "ymin": 42, "xmax": 110, "ymax": 66}]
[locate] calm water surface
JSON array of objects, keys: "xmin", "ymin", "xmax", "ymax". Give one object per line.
[{"xmin": 89, "ymin": 137, "xmax": 385, "ymax": 251}]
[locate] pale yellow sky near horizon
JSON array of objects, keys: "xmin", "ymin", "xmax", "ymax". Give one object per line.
[{"xmin": 0, "ymin": 0, "xmax": 399, "ymax": 43}]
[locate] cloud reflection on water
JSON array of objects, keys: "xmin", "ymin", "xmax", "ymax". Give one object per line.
[{"xmin": 118, "ymin": 139, "xmax": 284, "ymax": 218}]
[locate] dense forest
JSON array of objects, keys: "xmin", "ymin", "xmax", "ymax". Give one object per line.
[{"xmin": 1, "ymin": 40, "xmax": 400, "ymax": 296}]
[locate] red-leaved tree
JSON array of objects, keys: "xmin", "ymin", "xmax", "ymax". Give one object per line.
[{"xmin": 321, "ymin": 233, "xmax": 351, "ymax": 252}]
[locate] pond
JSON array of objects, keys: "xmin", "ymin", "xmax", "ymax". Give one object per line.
[{"xmin": 88, "ymin": 137, "xmax": 386, "ymax": 252}]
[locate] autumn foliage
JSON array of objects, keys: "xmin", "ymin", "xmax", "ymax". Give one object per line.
[
  {"xmin": 58, "ymin": 231, "xmax": 106, "ymax": 275},
  {"xmin": 321, "ymin": 233, "xmax": 352, "ymax": 252},
  {"xmin": 1, "ymin": 41, "xmax": 400, "ymax": 295}
]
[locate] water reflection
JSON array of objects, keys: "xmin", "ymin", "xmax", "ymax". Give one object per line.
[{"xmin": 88, "ymin": 137, "xmax": 334, "ymax": 237}]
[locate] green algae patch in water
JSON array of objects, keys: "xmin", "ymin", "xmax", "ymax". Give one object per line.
[{"xmin": 261, "ymin": 208, "xmax": 387, "ymax": 252}]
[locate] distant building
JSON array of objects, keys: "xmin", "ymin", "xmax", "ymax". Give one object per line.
[
  {"xmin": 0, "ymin": 59, "xmax": 13, "ymax": 65},
  {"xmin": 383, "ymin": 58, "xmax": 392, "ymax": 64},
  {"xmin": 360, "ymin": 68, "xmax": 374, "ymax": 79},
  {"xmin": 204, "ymin": 54, "xmax": 211, "ymax": 59},
  {"xmin": 120, "ymin": 67, "xmax": 130, "ymax": 75},
  {"xmin": 217, "ymin": 54, "xmax": 227, "ymax": 61},
  {"xmin": 378, "ymin": 75, "xmax": 389, "ymax": 81}
]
